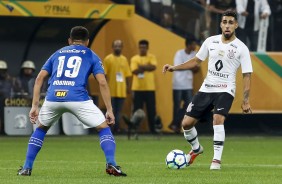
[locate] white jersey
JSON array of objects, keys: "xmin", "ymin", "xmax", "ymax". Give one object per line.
[
  {"xmin": 173, "ymin": 49, "xmax": 196, "ymax": 90},
  {"xmin": 196, "ymin": 35, "xmax": 253, "ymax": 97}
]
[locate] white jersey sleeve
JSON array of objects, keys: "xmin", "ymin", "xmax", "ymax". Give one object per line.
[
  {"xmin": 240, "ymin": 45, "xmax": 253, "ymax": 73},
  {"xmin": 196, "ymin": 38, "xmax": 209, "ymax": 61}
]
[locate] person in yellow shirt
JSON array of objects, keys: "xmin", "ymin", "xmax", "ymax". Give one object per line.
[
  {"xmin": 130, "ymin": 39, "xmax": 158, "ymax": 134},
  {"xmin": 104, "ymin": 40, "xmax": 132, "ymax": 133}
]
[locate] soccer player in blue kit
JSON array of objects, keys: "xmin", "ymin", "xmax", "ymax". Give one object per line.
[{"xmin": 18, "ymin": 26, "xmax": 126, "ymax": 176}]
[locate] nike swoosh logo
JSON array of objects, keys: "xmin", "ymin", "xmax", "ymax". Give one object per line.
[{"xmin": 217, "ymin": 108, "xmax": 224, "ymax": 111}]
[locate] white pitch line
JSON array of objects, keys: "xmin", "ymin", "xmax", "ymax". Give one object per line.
[{"xmin": 2, "ymin": 160, "xmax": 282, "ymax": 168}]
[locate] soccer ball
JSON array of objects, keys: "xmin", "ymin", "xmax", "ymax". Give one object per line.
[{"xmin": 165, "ymin": 149, "xmax": 190, "ymax": 169}]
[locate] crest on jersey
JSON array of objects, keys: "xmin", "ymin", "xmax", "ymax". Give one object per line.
[
  {"xmin": 227, "ymin": 49, "xmax": 236, "ymax": 59},
  {"xmin": 55, "ymin": 90, "xmax": 68, "ymax": 98}
]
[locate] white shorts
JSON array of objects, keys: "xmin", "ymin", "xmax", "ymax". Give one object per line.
[{"xmin": 38, "ymin": 100, "xmax": 106, "ymax": 128}]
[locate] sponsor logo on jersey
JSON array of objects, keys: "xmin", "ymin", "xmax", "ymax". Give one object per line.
[
  {"xmin": 208, "ymin": 69, "xmax": 229, "ymax": 78},
  {"xmin": 53, "ymin": 80, "xmax": 75, "ymax": 86},
  {"xmin": 230, "ymin": 43, "xmax": 237, "ymax": 49},
  {"xmin": 212, "ymin": 40, "xmax": 219, "ymax": 44},
  {"xmin": 55, "ymin": 90, "xmax": 68, "ymax": 97},
  {"xmin": 227, "ymin": 49, "xmax": 236, "ymax": 59},
  {"xmin": 59, "ymin": 49, "xmax": 86, "ymax": 54},
  {"xmin": 205, "ymin": 84, "xmax": 227, "ymax": 88},
  {"xmin": 215, "ymin": 60, "xmax": 223, "ymax": 71},
  {"xmin": 218, "ymin": 50, "xmax": 225, "ymax": 56}
]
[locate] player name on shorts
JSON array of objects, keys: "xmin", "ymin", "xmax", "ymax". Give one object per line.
[
  {"xmin": 208, "ymin": 70, "xmax": 229, "ymax": 78},
  {"xmin": 53, "ymin": 80, "xmax": 75, "ymax": 86}
]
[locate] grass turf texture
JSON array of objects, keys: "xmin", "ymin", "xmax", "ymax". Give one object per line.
[{"xmin": 0, "ymin": 135, "xmax": 281, "ymax": 184}]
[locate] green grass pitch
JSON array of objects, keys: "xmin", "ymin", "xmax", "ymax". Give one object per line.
[{"xmin": 0, "ymin": 135, "xmax": 281, "ymax": 184}]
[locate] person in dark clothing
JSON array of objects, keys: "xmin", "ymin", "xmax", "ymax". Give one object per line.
[{"xmin": 15, "ymin": 60, "xmax": 36, "ymax": 98}]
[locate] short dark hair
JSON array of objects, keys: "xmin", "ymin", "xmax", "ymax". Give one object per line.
[
  {"xmin": 185, "ymin": 35, "xmax": 196, "ymax": 46},
  {"xmin": 70, "ymin": 26, "xmax": 89, "ymax": 41},
  {"xmin": 222, "ymin": 10, "xmax": 237, "ymax": 21},
  {"xmin": 139, "ymin": 39, "xmax": 149, "ymax": 46}
]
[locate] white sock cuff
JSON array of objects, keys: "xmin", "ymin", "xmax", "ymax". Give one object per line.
[
  {"xmin": 213, "ymin": 125, "xmax": 225, "ymax": 132},
  {"xmin": 184, "ymin": 127, "xmax": 196, "ymax": 134},
  {"xmin": 183, "ymin": 127, "xmax": 197, "ymax": 140}
]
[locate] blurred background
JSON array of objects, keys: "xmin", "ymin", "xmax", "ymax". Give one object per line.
[{"xmin": 0, "ymin": 0, "xmax": 281, "ymax": 136}]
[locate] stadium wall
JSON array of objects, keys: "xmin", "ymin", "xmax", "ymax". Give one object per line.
[{"xmin": 90, "ymin": 14, "xmax": 184, "ymax": 132}]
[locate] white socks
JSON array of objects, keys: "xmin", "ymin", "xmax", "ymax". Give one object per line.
[
  {"xmin": 213, "ymin": 125, "xmax": 225, "ymax": 161},
  {"xmin": 183, "ymin": 127, "xmax": 200, "ymax": 150},
  {"xmin": 184, "ymin": 125, "xmax": 225, "ymax": 162}
]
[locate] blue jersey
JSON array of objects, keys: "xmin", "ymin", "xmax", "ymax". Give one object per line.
[{"xmin": 42, "ymin": 45, "xmax": 104, "ymax": 102}]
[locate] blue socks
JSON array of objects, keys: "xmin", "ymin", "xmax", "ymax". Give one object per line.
[
  {"xmin": 23, "ymin": 128, "xmax": 47, "ymax": 169},
  {"xmin": 23, "ymin": 127, "xmax": 116, "ymax": 169},
  {"xmin": 99, "ymin": 127, "xmax": 116, "ymax": 166}
]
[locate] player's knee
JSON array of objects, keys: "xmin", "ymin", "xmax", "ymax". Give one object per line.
[
  {"xmin": 95, "ymin": 121, "xmax": 109, "ymax": 131},
  {"xmin": 213, "ymin": 114, "xmax": 225, "ymax": 125},
  {"xmin": 37, "ymin": 123, "xmax": 49, "ymax": 132},
  {"xmin": 182, "ymin": 115, "xmax": 196, "ymax": 130}
]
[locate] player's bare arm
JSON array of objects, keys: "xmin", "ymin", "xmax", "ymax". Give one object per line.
[
  {"xmin": 96, "ymin": 73, "xmax": 115, "ymax": 125},
  {"xmin": 241, "ymin": 73, "xmax": 252, "ymax": 114},
  {"xmin": 162, "ymin": 57, "xmax": 201, "ymax": 74},
  {"xmin": 29, "ymin": 70, "xmax": 49, "ymax": 124}
]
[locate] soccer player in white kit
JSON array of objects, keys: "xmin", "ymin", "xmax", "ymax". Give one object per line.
[
  {"xmin": 163, "ymin": 11, "xmax": 253, "ymax": 170},
  {"xmin": 18, "ymin": 26, "xmax": 126, "ymax": 176}
]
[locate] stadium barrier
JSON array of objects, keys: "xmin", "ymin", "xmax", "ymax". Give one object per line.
[{"xmin": 4, "ymin": 107, "xmax": 33, "ymax": 136}]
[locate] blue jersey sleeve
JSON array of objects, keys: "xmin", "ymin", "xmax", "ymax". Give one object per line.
[
  {"xmin": 42, "ymin": 53, "xmax": 56, "ymax": 74},
  {"xmin": 91, "ymin": 52, "xmax": 105, "ymax": 75}
]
